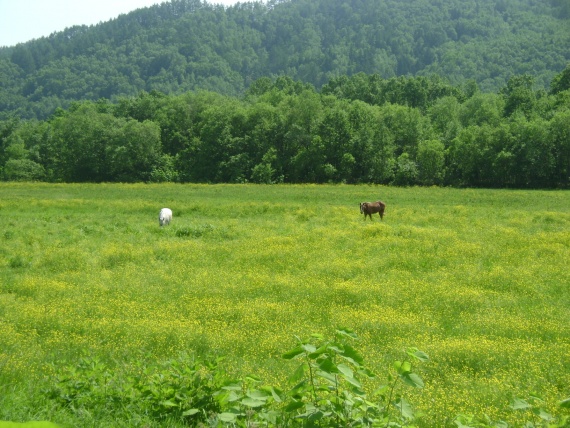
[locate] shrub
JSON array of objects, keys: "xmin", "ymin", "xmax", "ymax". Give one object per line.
[
  {"xmin": 3, "ymin": 159, "xmax": 45, "ymax": 181},
  {"xmin": 41, "ymin": 329, "xmax": 570, "ymax": 427}
]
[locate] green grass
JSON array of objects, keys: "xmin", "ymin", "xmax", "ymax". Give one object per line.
[{"xmin": 0, "ymin": 183, "xmax": 569, "ymax": 426}]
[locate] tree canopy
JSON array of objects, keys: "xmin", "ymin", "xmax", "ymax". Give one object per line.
[
  {"xmin": 1, "ymin": 69, "xmax": 569, "ymax": 188},
  {"xmin": 0, "ymin": 0, "xmax": 568, "ymax": 120}
]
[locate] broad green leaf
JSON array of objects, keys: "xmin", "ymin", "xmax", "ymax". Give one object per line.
[
  {"xmin": 160, "ymin": 400, "xmax": 177, "ymax": 408},
  {"xmin": 336, "ymin": 327, "xmax": 358, "ymax": 339},
  {"xmin": 454, "ymin": 413, "xmax": 475, "ymax": 426},
  {"xmin": 358, "ymin": 367, "xmax": 376, "ymax": 378},
  {"xmin": 401, "ymin": 372, "xmax": 424, "ymax": 388},
  {"xmin": 329, "ymin": 345, "xmax": 343, "ymax": 354},
  {"xmin": 410, "ymin": 349, "xmax": 429, "ymax": 362},
  {"xmin": 340, "ymin": 372, "xmax": 362, "ymax": 388},
  {"xmin": 245, "ymin": 374, "xmax": 262, "ymax": 382},
  {"xmin": 218, "ymin": 412, "xmax": 237, "ymax": 422},
  {"xmin": 393, "ymin": 397, "xmax": 414, "ymax": 419},
  {"xmin": 340, "ymin": 344, "xmax": 364, "ymax": 365},
  {"xmin": 308, "ymin": 345, "xmax": 328, "ymax": 359},
  {"xmin": 318, "ymin": 357, "xmax": 339, "ymax": 374},
  {"xmin": 332, "ymin": 400, "xmax": 345, "ymax": 413},
  {"xmin": 222, "ymin": 382, "xmax": 242, "ymax": 391},
  {"xmin": 316, "ymin": 369, "xmax": 337, "ymax": 383},
  {"xmin": 352, "ymin": 388, "xmax": 367, "ymax": 397},
  {"xmin": 392, "ymin": 398, "xmax": 414, "ymax": 419},
  {"xmin": 374, "ymin": 384, "xmax": 389, "ymax": 395},
  {"xmin": 247, "ymin": 390, "xmax": 270, "ymax": 400},
  {"xmin": 261, "ymin": 386, "xmax": 283, "ymax": 402},
  {"xmin": 258, "ymin": 410, "xmax": 281, "ymax": 424},
  {"xmin": 241, "ymin": 397, "xmax": 266, "ymax": 407},
  {"xmin": 304, "ymin": 403, "xmax": 317, "ymax": 413},
  {"xmin": 533, "ymin": 407, "xmax": 553, "ymax": 421},
  {"xmin": 302, "ymin": 343, "xmax": 317, "ymax": 354},
  {"xmin": 511, "ymin": 398, "xmax": 532, "ymax": 410},
  {"xmin": 284, "ymin": 401, "xmax": 304, "ymax": 412},
  {"xmin": 364, "ymin": 398, "xmax": 380, "ymax": 409},
  {"xmin": 182, "ymin": 408, "xmax": 200, "ymax": 416},
  {"xmin": 290, "ymin": 379, "xmax": 308, "ymax": 394},
  {"xmin": 227, "ymin": 390, "xmax": 242, "ymax": 402},
  {"xmin": 394, "ymin": 360, "xmax": 411, "ymax": 374},
  {"xmin": 337, "ymin": 363, "xmax": 354, "ymax": 378},
  {"xmin": 560, "ymin": 397, "xmax": 570, "ymax": 408},
  {"xmin": 283, "ymin": 347, "xmax": 305, "ymax": 360},
  {"xmin": 307, "ymin": 410, "xmax": 325, "ymax": 421},
  {"xmin": 289, "ymin": 363, "xmax": 306, "ymax": 383}
]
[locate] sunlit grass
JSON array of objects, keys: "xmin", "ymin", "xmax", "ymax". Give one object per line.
[{"xmin": 0, "ymin": 182, "xmax": 568, "ymax": 425}]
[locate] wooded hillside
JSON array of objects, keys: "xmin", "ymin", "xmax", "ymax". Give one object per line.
[
  {"xmin": 0, "ymin": 0, "xmax": 568, "ymax": 120},
  {"xmin": 1, "ymin": 66, "xmax": 569, "ymax": 188}
]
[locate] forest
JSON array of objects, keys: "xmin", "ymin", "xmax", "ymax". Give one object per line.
[
  {"xmin": 0, "ymin": 0, "xmax": 568, "ymax": 188},
  {"xmin": 0, "ymin": 0, "xmax": 569, "ymax": 120},
  {"xmin": 1, "ymin": 67, "xmax": 569, "ymax": 188}
]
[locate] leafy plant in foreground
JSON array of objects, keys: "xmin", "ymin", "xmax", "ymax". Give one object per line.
[
  {"xmin": 211, "ymin": 375, "xmax": 284, "ymax": 427},
  {"xmin": 279, "ymin": 328, "xmax": 428, "ymax": 427},
  {"xmin": 44, "ymin": 330, "xmax": 428, "ymax": 427},
  {"xmin": 45, "ymin": 353, "xmax": 113, "ymax": 410},
  {"xmin": 134, "ymin": 354, "xmax": 224, "ymax": 423},
  {"xmin": 42, "ymin": 329, "xmax": 569, "ymax": 427},
  {"xmin": 46, "ymin": 352, "xmax": 225, "ymax": 425},
  {"xmin": 509, "ymin": 395, "xmax": 570, "ymax": 428},
  {"xmin": 453, "ymin": 396, "xmax": 570, "ymax": 428}
]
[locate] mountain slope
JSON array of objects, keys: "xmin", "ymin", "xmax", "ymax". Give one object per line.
[{"xmin": 0, "ymin": 0, "xmax": 568, "ymax": 119}]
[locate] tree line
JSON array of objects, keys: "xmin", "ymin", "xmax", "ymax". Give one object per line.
[
  {"xmin": 1, "ymin": 68, "xmax": 569, "ymax": 188},
  {"xmin": 1, "ymin": 0, "xmax": 568, "ymax": 121}
]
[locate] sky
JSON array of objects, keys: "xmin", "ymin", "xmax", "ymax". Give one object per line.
[{"xmin": 0, "ymin": 0, "xmax": 242, "ymax": 47}]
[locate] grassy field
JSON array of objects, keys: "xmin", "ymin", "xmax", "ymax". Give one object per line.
[{"xmin": 0, "ymin": 183, "xmax": 569, "ymax": 427}]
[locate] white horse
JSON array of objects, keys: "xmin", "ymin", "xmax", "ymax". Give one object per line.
[{"xmin": 158, "ymin": 208, "xmax": 173, "ymax": 226}]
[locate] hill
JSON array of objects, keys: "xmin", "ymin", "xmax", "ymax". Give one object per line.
[{"xmin": 0, "ymin": 0, "xmax": 568, "ymax": 120}]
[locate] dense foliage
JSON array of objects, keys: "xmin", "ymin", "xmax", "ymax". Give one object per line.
[
  {"xmin": 1, "ymin": 66, "xmax": 569, "ymax": 188},
  {"xmin": 44, "ymin": 330, "xmax": 435, "ymax": 427},
  {"xmin": 0, "ymin": 0, "xmax": 568, "ymax": 120},
  {"xmin": 39, "ymin": 331, "xmax": 570, "ymax": 427}
]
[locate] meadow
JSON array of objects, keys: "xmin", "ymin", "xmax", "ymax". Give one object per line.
[{"xmin": 0, "ymin": 183, "xmax": 568, "ymax": 427}]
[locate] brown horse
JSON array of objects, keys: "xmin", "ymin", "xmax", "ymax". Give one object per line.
[{"xmin": 360, "ymin": 201, "xmax": 386, "ymax": 220}]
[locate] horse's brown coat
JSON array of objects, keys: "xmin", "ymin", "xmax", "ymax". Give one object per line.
[{"xmin": 360, "ymin": 201, "xmax": 386, "ymax": 220}]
